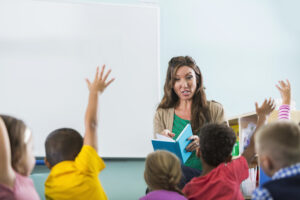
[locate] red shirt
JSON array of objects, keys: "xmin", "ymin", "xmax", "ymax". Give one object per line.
[{"xmin": 183, "ymin": 156, "xmax": 249, "ymax": 200}]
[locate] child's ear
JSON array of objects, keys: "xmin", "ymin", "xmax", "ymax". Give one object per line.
[
  {"xmin": 44, "ymin": 158, "xmax": 51, "ymax": 169},
  {"xmin": 225, "ymin": 155, "xmax": 232, "ymax": 163},
  {"xmin": 196, "ymin": 147, "xmax": 201, "ymax": 158},
  {"xmin": 260, "ymin": 155, "xmax": 275, "ymax": 177}
]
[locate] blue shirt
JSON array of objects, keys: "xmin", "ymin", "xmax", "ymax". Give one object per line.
[{"xmin": 252, "ymin": 162, "xmax": 300, "ymax": 200}]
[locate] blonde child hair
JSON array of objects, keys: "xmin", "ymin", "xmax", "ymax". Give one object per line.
[
  {"xmin": 255, "ymin": 121, "xmax": 300, "ymax": 172},
  {"xmin": 144, "ymin": 150, "xmax": 183, "ymax": 194}
]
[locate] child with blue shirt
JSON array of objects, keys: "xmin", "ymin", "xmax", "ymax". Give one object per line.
[{"xmin": 252, "ymin": 80, "xmax": 300, "ymax": 200}]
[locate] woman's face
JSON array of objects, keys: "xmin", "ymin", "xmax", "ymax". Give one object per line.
[{"xmin": 173, "ymin": 66, "xmax": 197, "ymax": 101}]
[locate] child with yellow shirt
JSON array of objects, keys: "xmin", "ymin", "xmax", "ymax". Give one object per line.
[{"xmin": 44, "ymin": 66, "xmax": 114, "ymax": 200}]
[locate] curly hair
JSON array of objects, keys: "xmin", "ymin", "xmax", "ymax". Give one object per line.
[
  {"xmin": 144, "ymin": 150, "xmax": 183, "ymax": 195},
  {"xmin": 158, "ymin": 56, "xmax": 211, "ymax": 134},
  {"xmin": 199, "ymin": 123, "xmax": 236, "ymax": 166}
]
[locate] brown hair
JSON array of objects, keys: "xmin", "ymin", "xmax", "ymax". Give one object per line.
[
  {"xmin": 0, "ymin": 115, "xmax": 27, "ymax": 173},
  {"xmin": 255, "ymin": 121, "xmax": 300, "ymax": 168},
  {"xmin": 158, "ymin": 56, "xmax": 211, "ymax": 134},
  {"xmin": 144, "ymin": 150, "xmax": 183, "ymax": 194}
]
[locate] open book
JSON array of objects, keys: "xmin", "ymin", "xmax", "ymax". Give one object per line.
[{"xmin": 152, "ymin": 124, "xmax": 193, "ymax": 164}]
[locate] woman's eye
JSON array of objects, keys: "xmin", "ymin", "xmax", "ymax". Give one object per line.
[
  {"xmin": 174, "ymin": 78, "xmax": 180, "ymax": 81},
  {"xmin": 187, "ymin": 76, "xmax": 193, "ymax": 79}
]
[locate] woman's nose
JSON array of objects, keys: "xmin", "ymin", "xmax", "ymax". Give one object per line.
[{"xmin": 180, "ymin": 80, "xmax": 188, "ymax": 87}]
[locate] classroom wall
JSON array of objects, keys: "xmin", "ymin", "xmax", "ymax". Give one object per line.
[{"xmin": 91, "ymin": 0, "xmax": 300, "ymax": 117}]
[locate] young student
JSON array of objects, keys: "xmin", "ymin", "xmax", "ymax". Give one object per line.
[
  {"xmin": 140, "ymin": 150, "xmax": 187, "ymax": 200},
  {"xmin": 0, "ymin": 116, "xmax": 40, "ymax": 200},
  {"xmin": 183, "ymin": 99, "xmax": 275, "ymax": 200},
  {"xmin": 252, "ymin": 80, "xmax": 300, "ymax": 199},
  {"xmin": 44, "ymin": 65, "xmax": 114, "ymax": 200}
]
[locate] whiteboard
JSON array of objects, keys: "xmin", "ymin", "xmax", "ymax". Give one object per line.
[{"xmin": 0, "ymin": 0, "xmax": 160, "ymax": 157}]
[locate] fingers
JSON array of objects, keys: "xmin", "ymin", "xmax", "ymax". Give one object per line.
[
  {"xmin": 105, "ymin": 78, "xmax": 115, "ymax": 88},
  {"xmin": 161, "ymin": 129, "xmax": 175, "ymax": 138},
  {"xmin": 85, "ymin": 79, "xmax": 91, "ymax": 89},
  {"xmin": 99, "ymin": 65, "xmax": 105, "ymax": 80},
  {"xmin": 103, "ymin": 69, "xmax": 112, "ymax": 82},
  {"xmin": 286, "ymin": 79, "xmax": 290, "ymax": 88},
  {"xmin": 94, "ymin": 66, "xmax": 99, "ymax": 82},
  {"xmin": 168, "ymin": 132, "xmax": 175, "ymax": 138},
  {"xmin": 186, "ymin": 140, "xmax": 200, "ymax": 152}
]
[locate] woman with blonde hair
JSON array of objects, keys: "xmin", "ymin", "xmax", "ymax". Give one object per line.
[{"xmin": 140, "ymin": 150, "xmax": 187, "ymax": 200}]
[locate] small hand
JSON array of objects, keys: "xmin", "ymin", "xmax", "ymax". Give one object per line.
[
  {"xmin": 185, "ymin": 135, "xmax": 200, "ymax": 152},
  {"xmin": 276, "ymin": 79, "xmax": 291, "ymax": 105},
  {"xmin": 160, "ymin": 129, "xmax": 175, "ymax": 138},
  {"xmin": 86, "ymin": 65, "xmax": 115, "ymax": 94},
  {"xmin": 255, "ymin": 98, "xmax": 275, "ymax": 119}
]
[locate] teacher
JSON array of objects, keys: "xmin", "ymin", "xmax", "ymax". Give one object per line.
[{"xmin": 154, "ymin": 56, "xmax": 226, "ymax": 172}]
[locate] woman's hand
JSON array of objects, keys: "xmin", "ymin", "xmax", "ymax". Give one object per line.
[
  {"xmin": 160, "ymin": 129, "xmax": 175, "ymax": 138},
  {"xmin": 185, "ymin": 135, "xmax": 200, "ymax": 152}
]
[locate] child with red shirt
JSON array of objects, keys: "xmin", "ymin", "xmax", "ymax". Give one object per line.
[{"xmin": 183, "ymin": 99, "xmax": 275, "ymax": 200}]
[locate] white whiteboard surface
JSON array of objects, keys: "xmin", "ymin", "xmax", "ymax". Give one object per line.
[{"xmin": 0, "ymin": 0, "xmax": 160, "ymax": 157}]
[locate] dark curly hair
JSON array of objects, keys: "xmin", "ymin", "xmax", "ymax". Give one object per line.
[{"xmin": 199, "ymin": 123, "xmax": 236, "ymax": 166}]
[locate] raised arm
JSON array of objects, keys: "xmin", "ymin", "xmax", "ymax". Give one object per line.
[
  {"xmin": 242, "ymin": 98, "xmax": 275, "ymax": 166},
  {"xmin": 84, "ymin": 65, "xmax": 114, "ymax": 152},
  {"xmin": 276, "ymin": 80, "xmax": 291, "ymax": 120},
  {"xmin": 276, "ymin": 79, "xmax": 291, "ymax": 105},
  {"xmin": 0, "ymin": 117, "xmax": 15, "ymax": 188}
]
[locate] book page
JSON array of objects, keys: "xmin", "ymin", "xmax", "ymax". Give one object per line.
[{"xmin": 155, "ymin": 133, "xmax": 175, "ymax": 142}]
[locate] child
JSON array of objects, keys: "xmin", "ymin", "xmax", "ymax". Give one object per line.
[
  {"xmin": 183, "ymin": 99, "xmax": 275, "ymax": 200},
  {"xmin": 44, "ymin": 65, "xmax": 114, "ymax": 200},
  {"xmin": 140, "ymin": 150, "xmax": 187, "ymax": 200},
  {"xmin": 0, "ymin": 115, "xmax": 40, "ymax": 200},
  {"xmin": 252, "ymin": 80, "xmax": 300, "ymax": 199}
]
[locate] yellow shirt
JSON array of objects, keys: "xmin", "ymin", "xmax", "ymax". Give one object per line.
[{"xmin": 45, "ymin": 145, "xmax": 107, "ymax": 200}]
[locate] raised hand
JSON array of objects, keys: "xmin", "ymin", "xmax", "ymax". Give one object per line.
[
  {"xmin": 276, "ymin": 80, "xmax": 291, "ymax": 105},
  {"xmin": 255, "ymin": 98, "xmax": 275, "ymax": 127},
  {"xmin": 84, "ymin": 65, "xmax": 114, "ymax": 152},
  {"xmin": 86, "ymin": 65, "xmax": 115, "ymax": 94}
]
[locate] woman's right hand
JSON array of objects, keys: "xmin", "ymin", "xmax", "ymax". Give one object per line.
[{"xmin": 160, "ymin": 129, "xmax": 175, "ymax": 138}]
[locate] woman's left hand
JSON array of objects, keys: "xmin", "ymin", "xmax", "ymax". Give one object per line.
[{"xmin": 185, "ymin": 135, "xmax": 200, "ymax": 152}]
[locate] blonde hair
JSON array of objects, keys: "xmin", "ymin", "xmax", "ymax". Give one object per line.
[
  {"xmin": 144, "ymin": 150, "xmax": 183, "ymax": 194},
  {"xmin": 255, "ymin": 121, "xmax": 300, "ymax": 168}
]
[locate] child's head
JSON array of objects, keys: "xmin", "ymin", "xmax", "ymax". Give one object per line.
[
  {"xmin": 144, "ymin": 150, "xmax": 183, "ymax": 194},
  {"xmin": 45, "ymin": 128, "xmax": 83, "ymax": 168},
  {"xmin": 197, "ymin": 123, "xmax": 236, "ymax": 166},
  {"xmin": 255, "ymin": 121, "xmax": 300, "ymax": 177},
  {"xmin": 1, "ymin": 115, "xmax": 35, "ymax": 176}
]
